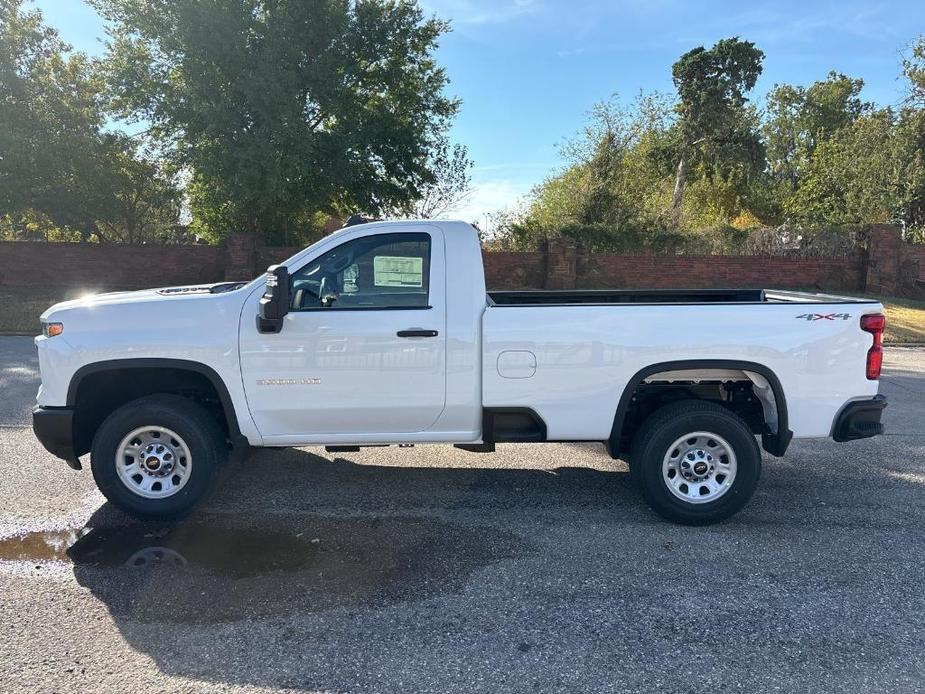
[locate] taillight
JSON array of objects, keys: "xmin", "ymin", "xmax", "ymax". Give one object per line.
[{"xmin": 861, "ymin": 314, "xmax": 885, "ymax": 380}]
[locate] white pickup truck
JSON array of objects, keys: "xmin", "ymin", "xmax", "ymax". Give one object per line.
[{"xmin": 33, "ymin": 220, "xmax": 887, "ymax": 524}]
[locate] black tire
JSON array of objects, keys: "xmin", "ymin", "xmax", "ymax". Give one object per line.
[
  {"xmin": 90, "ymin": 394, "xmax": 225, "ymax": 519},
  {"xmin": 629, "ymin": 400, "xmax": 761, "ymax": 525}
]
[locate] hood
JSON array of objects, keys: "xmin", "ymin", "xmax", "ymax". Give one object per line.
[{"xmin": 40, "ymin": 282, "xmax": 248, "ymax": 320}]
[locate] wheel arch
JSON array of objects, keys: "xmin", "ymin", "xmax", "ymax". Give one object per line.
[
  {"xmin": 67, "ymin": 358, "xmax": 243, "ymax": 457},
  {"xmin": 608, "ymin": 359, "xmax": 792, "ymax": 458}
]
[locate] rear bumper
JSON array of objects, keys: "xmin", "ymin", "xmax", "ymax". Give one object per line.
[
  {"xmin": 833, "ymin": 395, "xmax": 887, "ymax": 442},
  {"xmin": 32, "ymin": 407, "xmax": 81, "ymax": 470}
]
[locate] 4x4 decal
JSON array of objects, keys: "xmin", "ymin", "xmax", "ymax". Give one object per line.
[{"xmin": 795, "ymin": 313, "xmax": 851, "ymax": 321}]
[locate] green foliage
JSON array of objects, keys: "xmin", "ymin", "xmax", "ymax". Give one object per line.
[
  {"xmin": 497, "ymin": 34, "xmax": 925, "ymax": 250},
  {"xmin": 391, "ymin": 141, "xmax": 473, "ymax": 219},
  {"xmin": 499, "ymin": 93, "xmax": 676, "ymax": 251},
  {"xmin": 900, "ymin": 39, "xmax": 925, "ymax": 230},
  {"xmin": 0, "ymin": 210, "xmax": 83, "ymax": 242},
  {"xmin": 5, "ymin": 4, "xmax": 924, "ymax": 251},
  {"xmin": 0, "ymin": 0, "xmax": 109, "ymax": 238},
  {"xmin": 94, "ymin": 141, "xmax": 184, "ymax": 243},
  {"xmin": 785, "ymin": 108, "xmax": 925, "ymax": 228},
  {"xmin": 0, "ymin": 0, "xmax": 183, "ymax": 243},
  {"xmin": 764, "ymin": 72, "xmax": 868, "ymax": 191},
  {"xmin": 496, "ymin": 88, "xmax": 768, "ymax": 250},
  {"xmin": 667, "ymin": 38, "xmax": 765, "ymax": 226},
  {"xmin": 904, "ymin": 37, "xmax": 925, "ymax": 108},
  {"xmin": 671, "ymin": 37, "xmax": 764, "ymax": 159},
  {"xmin": 93, "ymin": 0, "xmax": 459, "ymax": 240}
]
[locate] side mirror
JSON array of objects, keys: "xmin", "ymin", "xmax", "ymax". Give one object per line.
[{"xmin": 257, "ymin": 265, "xmax": 290, "ymax": 333}]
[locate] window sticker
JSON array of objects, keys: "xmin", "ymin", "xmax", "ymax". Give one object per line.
[
  {"xmin": 342, "ymin": 264, "xmax": 359, "ymax": 293},
  {"xmin": 373, "ymin": 256, "xmax": 423, "ymax": 287}
]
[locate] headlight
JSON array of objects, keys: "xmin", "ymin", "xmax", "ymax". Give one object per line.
[{"xmin": 42, "ymin": 322, "xmax": 64, "ymax": 338}]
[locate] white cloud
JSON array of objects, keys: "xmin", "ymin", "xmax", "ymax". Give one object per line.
[
  {"xmin": 421, "ymin": 0, "xmax": 539, "ymax": 25},
  {"xmin": 443, "ymin": 177, "xmax": 534, "ymax": 226},
  {"xmin": 472, "ymin": 162, "xmax": 554, "ymax": 174},
  {"xmin": 555, "ymin": 2, "xmax": 904, "ymax": 60}
]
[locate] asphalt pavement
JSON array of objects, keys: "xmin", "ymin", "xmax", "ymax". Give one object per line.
[{"xmin": 1, "ymin": 335, "xmax": 924, "ymax": 693}]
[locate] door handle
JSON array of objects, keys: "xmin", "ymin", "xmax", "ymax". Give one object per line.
[{"xmin": 397, "ymin": 329, "xmax": 439, "ymax": 338}]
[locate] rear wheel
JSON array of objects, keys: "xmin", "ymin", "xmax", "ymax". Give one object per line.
[
  {"xmin": 630, "ymin": 400, "xmax": 761, "ymax": 525},
  {"xmin": 90, "ymin": 394, "xmax": 225, "ymax": 518}
]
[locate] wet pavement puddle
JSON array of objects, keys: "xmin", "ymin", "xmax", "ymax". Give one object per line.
[
  {"xmin": 0, "ymin": 523, "xmax": 324, "ymax": 576},
  {"xmin": 0, "ymin": 515, "xmax": 526, "ymax": 623}
]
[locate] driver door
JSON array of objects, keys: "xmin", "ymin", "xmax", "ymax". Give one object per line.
[{"xmin": 239, "ymin": 227, "xmax": 447, "ymax": 441}]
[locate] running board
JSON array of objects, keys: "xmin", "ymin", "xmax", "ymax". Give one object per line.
[{"xmin": 324, "ymin": 445, "xmax": 389, "ymax": 453}]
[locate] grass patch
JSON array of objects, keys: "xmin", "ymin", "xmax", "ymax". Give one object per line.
[
  {"xmin": 878, "ymin": 296, "xmax": 925, "ymax": 344},
  {"xmin": 0, "ymin": 291, "xmax": 81, "ymax": 335}
]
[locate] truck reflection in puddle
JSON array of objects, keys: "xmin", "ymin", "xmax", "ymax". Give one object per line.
[
  {"xmin": 0, "ymin": 523, "xmax": 318, "ymax": 576},
  {"xmin": 0, "ymin": 514, "xmax": 525, "ymax": 624}
]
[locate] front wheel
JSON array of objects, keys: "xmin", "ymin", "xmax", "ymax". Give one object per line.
[
  {"xmin": 90, "ymin": 394, "xmax": 225, "ymax": 518},
  {"xmin": 629, "ymin": 400, "xmax": 761, "ymax": 525}
]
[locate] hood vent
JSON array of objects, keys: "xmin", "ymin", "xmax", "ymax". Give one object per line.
[{"xmin": 157, "ymin": 285, "xmax": 213, "ymax": 296}]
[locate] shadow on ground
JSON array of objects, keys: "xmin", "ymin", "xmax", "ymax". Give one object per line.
[
  {"xmin": 3, "ymin": 441, "xmax": 925, "ymax": 691},
  {"xmin": 62, "ymin": 446, "xmax": 640, "ymax": 610},
  {"xmin": 66, "ymin": 509, "xmax": 527, "ymax": 624}
]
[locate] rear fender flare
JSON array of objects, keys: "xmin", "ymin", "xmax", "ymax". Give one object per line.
[{"xmin": 608, "ymin": 359, "xmax": 792, "ymax": 458}]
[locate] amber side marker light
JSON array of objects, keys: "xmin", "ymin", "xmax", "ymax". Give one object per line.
[
  {"xmin": 43, "ymin": 322, "xmax": 64, "ymax": 338},
  {"xmin": 860, "ymin": 314, "xmax": 885, "ymax": 380}
]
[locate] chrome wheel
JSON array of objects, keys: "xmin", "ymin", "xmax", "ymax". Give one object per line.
[
  {"xmin": 115, "ymin": 426, "xmax": 192, "ymax": 499},
  {"xmin": 662, "ymin": 431, "xmax": 737, "ymax": 504}
]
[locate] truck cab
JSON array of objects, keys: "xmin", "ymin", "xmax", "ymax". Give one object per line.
[{"xmin": 239, "ymin": 221, "xmax": 486, "ymax": 445}]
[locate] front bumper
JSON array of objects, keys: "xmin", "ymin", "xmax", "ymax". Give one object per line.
[
  {"xmin": 32, "ymin": 407, "xmax": 81, "ymax": 470},
  {"xmin": 833, "ymin": 395, "xmax": 887, "ymax": 442}
]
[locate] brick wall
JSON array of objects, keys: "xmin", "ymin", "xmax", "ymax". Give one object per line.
[
  {"xmin": 863, "ymin": 224, "xmax": 925, "ymax": 297},
  {"xmin": 0, "ymin": 241, "xmax": 225, "ymax": 293},
  {"xmin": 906, "ymin": 244, "xmax": 925, "ymax": 282},
  {"xmin": 1, "ymin": 226, "xmax": 922, "ymax": 298},
  {"xmin": 481, "ymin": 250, "xmax": 546, "ymax": 289},
  {"xmin": 580, "ymin": 254, "xmax": 864, "ymax": 291},
  {"xmin": 257, "ymin": 245, "xmax": 301, "ymax": 274}
]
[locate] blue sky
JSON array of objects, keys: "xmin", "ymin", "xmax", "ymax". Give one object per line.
[{"xmin": 34, "ymin": 0, "xmax": 925, "ymax": 224}]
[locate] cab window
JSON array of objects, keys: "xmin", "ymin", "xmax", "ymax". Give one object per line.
[{"xmin": 290, "ymin": 233, "xmax": 431, "ymax": 311}]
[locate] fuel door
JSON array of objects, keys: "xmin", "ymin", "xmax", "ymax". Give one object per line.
[{"xmin": 497, "ymin": 350, "xmax": 537, "ymax": 379}]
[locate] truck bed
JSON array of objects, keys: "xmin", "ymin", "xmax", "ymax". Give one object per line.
[
  {"xmin": 487, "ymin": 289, "xmax": 879, "ymax": 306},
  {"xmin": 482, "ymin": 291, "xmax": 882, "ymax": 441}
]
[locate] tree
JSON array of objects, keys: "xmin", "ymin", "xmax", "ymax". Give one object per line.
[
  {"xmin": 901, "ymin": 37, "xmax": 925, "ymax": 230},
  {"xmin": 785, "ymin": 108, "xmax": 923, "ymax": 227},
  {"xmin": 904, "ymin": 36, "xmax": 925, "ymax": 108},
  {"xmin": 500, "ymin": 36, "xmax": 925, "ymax": 243},
  {"xmin": 93, "ymin": 0, "xmax": 460, "ymax": 242},
  {"xmin": 562, "ymin": 94, "xmax": 672, "ymax": 229},
  {"xmin": 764, "ymin": 72, "xmax": 868, "ymax": 190},
  {"xmin": 0, "ymin": 0, "xmax": 186, "ymax": 242},
  {"xmin": 392, "ymin": 141, "xmax": 472, "ymax": 218},
  {"xmin": 669, "ymin": 38, "xmax": 764, "ymax": 227},
  {"xmin": 785, "ymin": 40, "xmax": 925, "ymax": 230},
  {"xmin": 94, "ymin": 139, "xmax": 184, "ymax": 244},
  {"xmin": 496, "ymin": 93, "xmax": 675, "ymax": 251},
  {"xmin": 0, "ymin": 0, "xmax": 112, "ymax": 238}
]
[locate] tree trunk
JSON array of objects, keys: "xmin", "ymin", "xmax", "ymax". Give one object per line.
[{"xmin": 670, "ymin": 156, "xmax": 687, "ymax": 228}]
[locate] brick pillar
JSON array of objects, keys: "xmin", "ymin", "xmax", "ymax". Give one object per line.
[
  {"xmin": 544, "ymin": 237, "xmax": 577, "ymax": 290},
  {"xmin": 224, "ymin": 232, "xmax": 260, "ymax": 280},
  {"xmin": 864, "ymin": 224, "xmax": 904, "ymax": 295}
]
